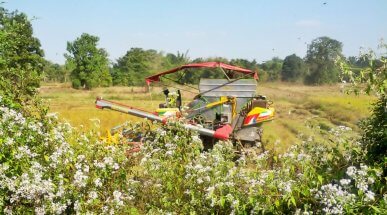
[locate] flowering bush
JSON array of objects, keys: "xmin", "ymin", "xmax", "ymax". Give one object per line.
[
  {"xmin": 131, "ymin": 122, "xmax": 386, "ymax": 214},
  {"xmin": 1, "ymin": 96, "xmax": 386, "ymax": 214},
  {"xmin": 315, "ymin": 164, "xmax": 385, "ymax": 214},
  {"xmin": 0, "ymin": 97, "xmax": 138, "ymax": 214}
]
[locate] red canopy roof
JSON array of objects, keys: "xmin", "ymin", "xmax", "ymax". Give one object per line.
[{"xmin": 145, "ymin": 61, "xmax": 257, "ymax": 84}]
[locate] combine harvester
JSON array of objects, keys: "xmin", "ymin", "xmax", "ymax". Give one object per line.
[{"xmin": 96, "ymin": 62, "xmax": 275, "ymax": 151}]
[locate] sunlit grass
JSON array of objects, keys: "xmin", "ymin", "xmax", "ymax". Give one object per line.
[
  {"xmin": 40, "ymin": 82, "xmax": 374, "ymax": 152},
  {"xmin": 257, "ymin": 82, "xmax": 374, "ymax": 151},
  {"xmin": 307, "ymin": 94, "xmax": 374, "ymax": 123}
]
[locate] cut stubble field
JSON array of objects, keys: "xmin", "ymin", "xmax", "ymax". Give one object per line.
[{"xmin": 39, "ymin": 82, "xmax": 375, "ymax": 153}]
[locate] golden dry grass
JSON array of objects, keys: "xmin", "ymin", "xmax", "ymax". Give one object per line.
[
  {"xmin": 39, "ymin": 82, "xmax": 375, "ymax": 152},
  {"xmin": 257, "ymin": 82, "xmax": 375, "ymax": 152}
]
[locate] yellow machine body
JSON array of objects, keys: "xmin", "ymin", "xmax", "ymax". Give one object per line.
[{"xmin": 243, "ymin": 107, "xmax": 275, "ymax": 126}]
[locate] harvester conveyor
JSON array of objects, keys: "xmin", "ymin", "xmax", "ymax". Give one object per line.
[{"xmin": 95, "ymin": 97, "xmax": 232, "ymax": 140}]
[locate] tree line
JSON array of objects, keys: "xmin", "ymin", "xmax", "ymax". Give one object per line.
[
  {"xmin": 0, "ymin": 6, "xmax": 376, "ymax": 91},
  {"xmin": 46, "ymin": 32, "xmax": 374, "ymax": 89}
]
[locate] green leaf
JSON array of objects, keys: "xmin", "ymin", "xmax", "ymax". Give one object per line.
[
  {"xmin": 275, "ymin": 200, "xmax": 280, "ymax": 207},
  {"xmin": 370, "ymin": 205, "xmax": 381, "ymax": 213},
  {"xmin": 317, "ymin": 175, "xmax": 323, "ymax": 184},
  {"xmin": 167, "ymin": 181, "xmax": 173, "ymax": 191},
  {"xmin": 291, "ymin": 196, "xmax": 296, "ymax": 207},
  {"xmin": 220, "ymin": 197, "xmax": 226, "ymax": 207},
  {"xmin": 249, "ymin": 197, "xmax": 254, "ymax": 205},
  {"xmin": 301, "ymin": 188, "xmax": 310, "ymax": 197}
]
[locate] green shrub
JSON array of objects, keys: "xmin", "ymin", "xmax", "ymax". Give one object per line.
[
  {"xmin": 360, "ymin": 96, "xmax": 387, "ymax": 173},
  {"xmin": 339, "ymin": 41, "xmax": 386, "ymax": 175},
  {"xmin": 0, "ymin": 7, "xmax": 46, "ymax": 118},
  {"xmin": 71, "ymin": 78, "xmax": 81, "ymax": 89}
]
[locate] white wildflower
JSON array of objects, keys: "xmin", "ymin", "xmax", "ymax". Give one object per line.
[
  {"xmin": 231, "ymin": 199, "xmax": 239, "ymax": 209},
  {"xmin": 113, "ymin": 163, "xmax": 119, "ymax": 170},
  {"xmin": 346, "ymin": 166, "xmax": 357, "ymax": 177},
  {"xmin": 94, "ymin": 160, "xmax": 106, "ymax": 169},
  {"xmin": 77, "ymin": 154, "xmax": 86, "ymax": 161},
  {"xmin": 15, "ymin": 145, "xmax": 37, "ymax": 159},
  {"xmin": 88, "ymin": 191, "xmax": 98, "ymax": 203},
  {"xmin": 197, "ymin": 178, "xmax": 203, "ymax": 184},
  {"xmin": 364, "ymin": 191, "xmax": 375, "ymax": 202},
  {"xmin": 94, "ymin": 178, "xmax": 102, "ymax": 187},
  {"xmin": 113, "ymin": 190, "xmax": 124, "ymax": 206},
  {"xmin": 4, "ymin": 137, "xmax": 14, "ymax": 146},
  {"xmin": 316, "ymin": 183, "xmax": 356, "ymax": 214},
  {"xmin": 84, "ymin": 164, "xmax": 89, "ymax": 173},
  {"xmin": 356, "ymin": 181, "xmax": 368, "ymax": 192},
  {"xmin": 4, "ymin": 206, "xmax": 13, "ymax": 215},
  {"xmin": 205, "ymin": 186, "xmax": 215, "ymax": 198},
  {"xmin": 73, "ymin": 200, "xmax": 80, "ymax": 212},
  {"xmin": 339, "ymin": 179, "xmax": 351, "ymax": 186},
  {"xmin": 73, "ymin": 170, "xmax": 88, "ymax": 188},
  {"xmin": 51, "ymin": 202, "xmax": 67, "ymax": 214},
  {"xmin": 367, "ymin": 177, "xmax": 375, "ymax": 184},
  {"xmin": 192, "ymin": 135, "xmax": 201, "ymax": 142},
  {"xmin": 35, "ymin": 206, "xmax": 45, "ymax": 215},
  {"xmin": 104, "ymin": 156, "xmax": 114, "ymax": 167}
]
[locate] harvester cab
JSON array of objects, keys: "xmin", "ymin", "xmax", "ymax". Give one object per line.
[{"xmin": 96, "ymin": 61, "xmax": 275, "ymax": 150}]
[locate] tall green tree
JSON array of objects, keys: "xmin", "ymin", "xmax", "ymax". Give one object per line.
[
  {"xmin": 261, "ymin": 57, "xmax": 283, "ymax": 81},
  {"xmin": 0, "ymin": 7, "xmax": 45, "ymax": 109},
  {"xmin": 281, "ymin": 54, "xmax": 307, "ymax": 82},
  {"xmin": 162, "ymin": 51, "xmax": 189, "ymax": 70},
  {"xmin": 112, "ymin": 48, "xmax": 163, "ymax": 86},
  {"xmin": 305, "ymin": 36, "xmax": 343, "ymax": 85},
  {"xmin": 159, "ymin": 51, "xmax": 190, "ymax": 84},
  {"xmin": 65, "ymin": 33, "xmax": 112, "ymax": 89}
]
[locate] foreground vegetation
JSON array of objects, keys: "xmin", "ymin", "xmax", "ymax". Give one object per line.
[
  {"xmin": 1, "ymin": 5, "xmax": 386, "ymax": 214},
  {"xmin": 1, "ymin": 100, "xmax": 386, "ymax": 214}
]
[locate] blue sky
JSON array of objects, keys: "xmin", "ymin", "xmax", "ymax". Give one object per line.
[{"xmin": 5, "ymin": 0, "xmax": 387, "ymax": 64}]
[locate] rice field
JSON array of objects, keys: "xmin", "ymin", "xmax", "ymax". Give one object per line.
[{"xmin": 39, "ymin": 82, "xmax": 375, "ymax": 152}]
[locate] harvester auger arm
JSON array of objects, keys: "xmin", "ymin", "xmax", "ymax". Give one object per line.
[{"xmin": 95, "ymin": 97, "xmax": 233, "ymax": 140}]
